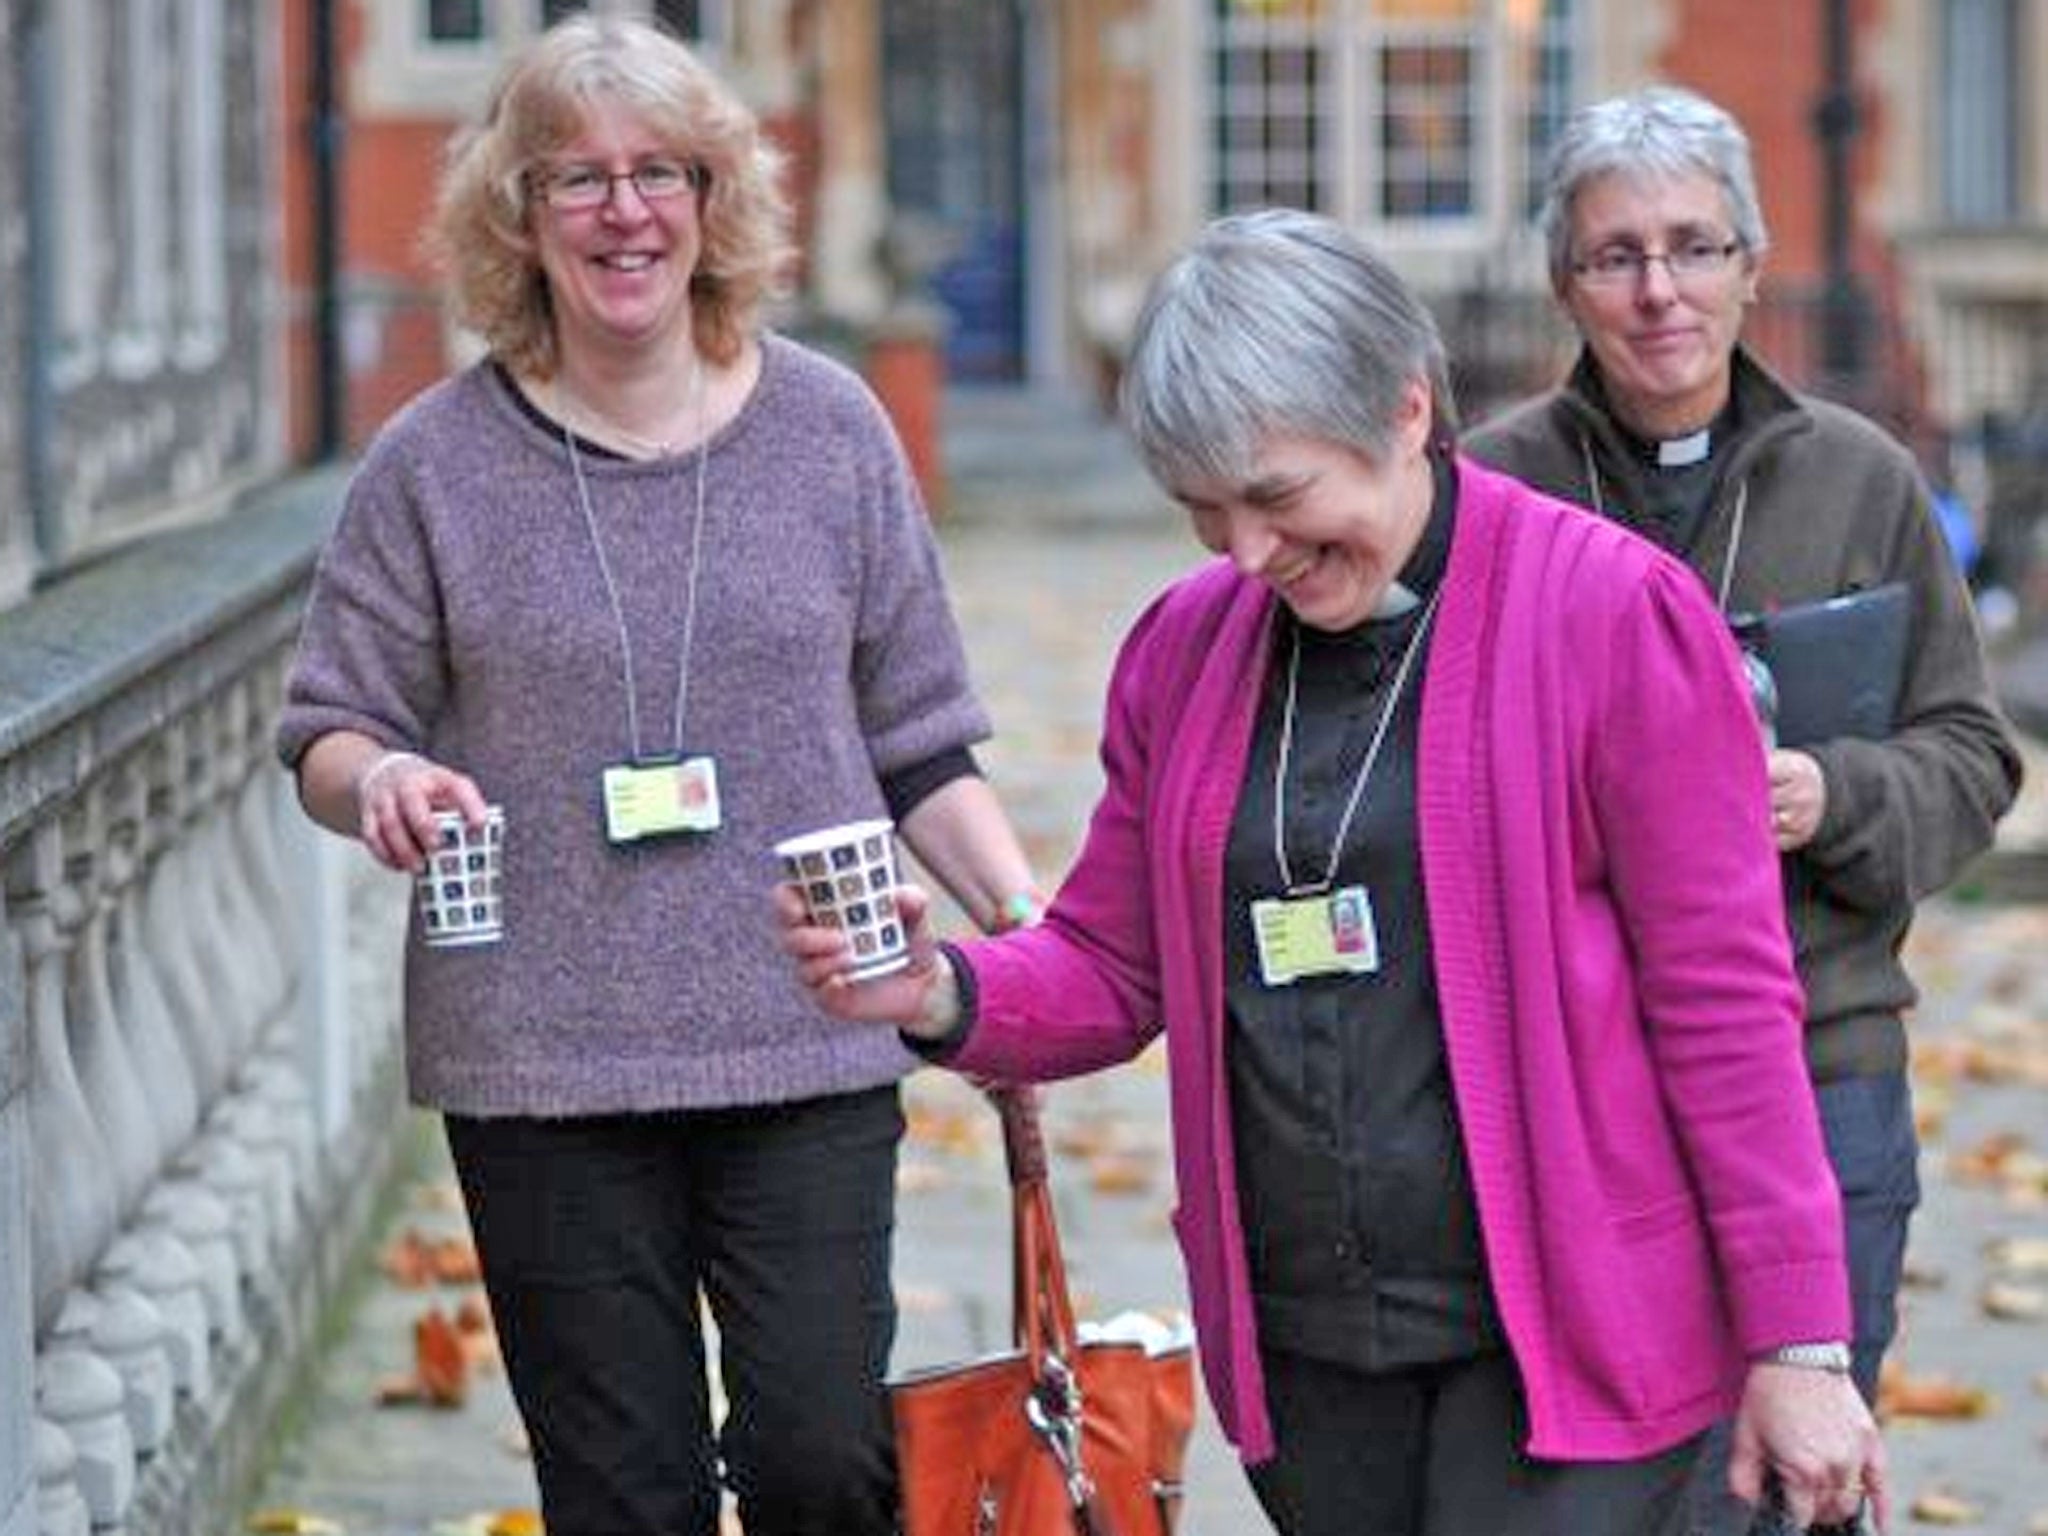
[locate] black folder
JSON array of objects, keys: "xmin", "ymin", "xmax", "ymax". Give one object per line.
[{"xmin": 1733, "ymin": 583, "xmax": 1910, "ymax": 748}]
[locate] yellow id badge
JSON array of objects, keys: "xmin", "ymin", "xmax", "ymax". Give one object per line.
[
  {"xmin": 1250, "ymin": 885, "xmax": 1379, "ymax": 986},
  {"xmin": 602, "ymin": 756, "xmax": 721, "ymax": 843}
]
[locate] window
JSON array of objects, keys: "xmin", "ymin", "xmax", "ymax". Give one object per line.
[
  {"xmin": 1373, "ymin": 21, "xmax": 1476, "ymax": 219},
  {"xmin": 425, "ymin": 0, "xmax": 487, "ymax": 43},
  {"xmin": 1206, "ymin": 0, "xmax": 1579, "ymax": 234},
  {"xmin": 1939, "ymin": 0, "xmax": 2019, "ymax": 224},
  {"xmin": 115, "ymin": 0, "xmax": 172, "ymax": 372},
  {"xmin": 177, "ymin": 0, "xmax": 226, "ymax": 362},
  {"xmin": 1210, "ymin": 0, "xmax": 1328, "ymax": 213},
  {"xmin": 54, "ymin": 0, "xmax": 103, "ymax": 376},
  {"xmin": 1519, "ymin": 0, "xmax": 1575, "ymax": 218},
  {"xmin": 653, "ymin": 0, "xmax": 702, "ymax": 38}
]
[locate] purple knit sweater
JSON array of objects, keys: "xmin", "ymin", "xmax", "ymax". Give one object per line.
[{"xmin": 278, "ymin": 336, "xmax": 990, "ymax": 1115}]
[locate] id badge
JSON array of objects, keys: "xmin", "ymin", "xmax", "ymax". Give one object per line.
[
  {"xmin": 602, "ymin": 755, "xmax": 721, "ymax": 843},
  {"xmin": 1250, "ymin": 884, "xmax": 1380, "ymax": 986}
]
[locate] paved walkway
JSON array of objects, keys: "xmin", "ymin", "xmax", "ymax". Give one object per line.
[{"xmin": 246, "ymin": 386, "xmax": 2048, "ymax": 1535}]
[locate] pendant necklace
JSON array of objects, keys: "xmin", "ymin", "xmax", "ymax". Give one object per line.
[
  {"xmin": 560, "ymin": 355, "xmax": 725, "ymax": 843},
  {"xmin": 1249, "ymin": 589, "xmax": 1440, "ymax": 987}
]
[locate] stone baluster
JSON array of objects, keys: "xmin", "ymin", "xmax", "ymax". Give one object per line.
[
  {"xmin": 186, "ymin": 699, "xmax": 261, "ymax": 1067},
  {"xmin": 242, "ymin": 664, "xmax": 302, "ymax": 995},
  {"xmin": 103, "ymin": 757, "xmax": 200, "ymax": 1174},
  {"xmin": 33, "ymin": 1348, "xmax": 132, "ymax": 1532},
  {"xmin": 141, "ymin": 725, "xmax": 230, "ymax": 1108},
  {"xmin": 134, "ymin": 727, "xmax": 251, "ymax": 1345},
  {"xmin": 213, "ymin": 689, "xmax": 287, "ymax": 1038},
  {"xmin": 8, "ymin": 824, "xmax": 116, "ymax": 1333},
  {"xmin": 99, "ymin": 1226, "xmax": 211, "ymax": 1401},
  {"xmin": 224, "ymin": 684, "xmax": 322, "ymax": 1196},
  {"xmin": 58, "ymin": 793, "xmax": 158, "ymax": 1220},
  {"xmin": 146, "ymin": 724, "xmax": 279, "ymax": 1290},
  {"xmin": 32, "ymin": 1417, "xmax": 93, "ymax": 1536}
]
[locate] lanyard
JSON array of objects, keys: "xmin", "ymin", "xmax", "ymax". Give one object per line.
[
  {"xmin": 561, "ymin": 360, "xmax": 711, "ymax": 762},
  {"xmin": 1270, "ymin": 589, "xmax": 1440, "ymax": 897}
]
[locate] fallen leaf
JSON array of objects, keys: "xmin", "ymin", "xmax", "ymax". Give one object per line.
[
  {"xmin": 896, "ymin": 1162, "xmax": 950, "ymax": 1194},
  {"xmin": 1987, "ymin": 1236, "xmax": 2048, "ymax": 1275},
  {"xmin": 430, "ymin": 1236, "xmax": 482, "ymax": 1285},
  {"xmin": 1982, "ymin": 1279, "xmax": 2048, "ymax": 1320},
  {"xmin": 373, "ymin": 1372, "xmax": 424, "ymax": 1406},
  {"xmin": 1878, "ymin": 1364, "xmax": 1994, "ymax": 1421},
  {"xmin": 1910, "ymin": 1488, "xmax": 1982, "ymax": 1524},
  {"xmin": 1086, "ymin": 1151, "xmax": 1157, "ymax": 1195},
  {"xmin": 246, "ymin": 1510, "xmax": 344, "ymax": 1534},
  {"xmin": 1901, "ymin": 1257, "xmax": 1949, "ymax": 1290},
  {"xmin": 378, "ymin": 1229, "xmax": 435, "ymax": 1289},
  {"xmin": 416, "ymin": 1306, "xmax": 469, "ymax": 1408}
]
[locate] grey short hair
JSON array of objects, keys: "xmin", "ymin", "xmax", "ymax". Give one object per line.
[
  {"xmin": 1117, "ymin": 209, "xmax": 1456, "ymax": 491},
  {"xmin": 1539, "ymin": 86, "xmax": 1768, "ymax": 290}
]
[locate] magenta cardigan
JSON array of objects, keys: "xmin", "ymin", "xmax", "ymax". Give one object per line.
[{"xmin": 952, "ymin": 459, "xmax": 1849, "ymax": 1465}]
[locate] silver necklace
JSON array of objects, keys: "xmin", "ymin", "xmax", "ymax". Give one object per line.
[
  {"xmin": 1270, "ymin": 589, "xmax": 1441, "ymax": 897},
  {"xmin": 561, "ymin": 355, "xmax": 711, "ymax": 761}
]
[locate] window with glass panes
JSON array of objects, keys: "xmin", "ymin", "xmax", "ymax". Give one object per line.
[
  {"xmin": 426, "ymin": 0, "xmax": 486, "ymax": 42},
  {"xmin": 1207, "ymin": 0, "xmax": 1577, "ymax": 231},
  {"xmin": 1210, "ymin": 0, "xmax": 1328, "ymax": 213},
  {"xmin": 1939, "ymin": 0, "xmax": 2020, "ymax": 224}
]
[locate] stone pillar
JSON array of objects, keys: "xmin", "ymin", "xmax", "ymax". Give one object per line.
[
  {"xmin": 1, "ymin": 928, "xmax": 33, "ymax": 1536},
  {"xmin": 807, "ymin": 0, "xmax": 889, "ymax": 324}
]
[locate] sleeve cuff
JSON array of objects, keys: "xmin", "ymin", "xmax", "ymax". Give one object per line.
[{"xmin": 899, "ymin": 943, "xmax": 978, "ymax": 1062}]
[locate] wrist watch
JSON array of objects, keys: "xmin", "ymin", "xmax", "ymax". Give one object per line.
[{"xmin": 1761, "ymin": 1341, "xmax": 1853, "ymax": 1374}]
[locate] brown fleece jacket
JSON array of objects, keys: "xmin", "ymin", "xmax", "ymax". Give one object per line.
[{"xmin": 1467, "ymin": 347, "xmax": 2021, "ymax": 1080}]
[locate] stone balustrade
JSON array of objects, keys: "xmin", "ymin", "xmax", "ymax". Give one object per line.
[{"xmin": 0, "ymin": 467, "xmax": 411, "ymax": 1536}]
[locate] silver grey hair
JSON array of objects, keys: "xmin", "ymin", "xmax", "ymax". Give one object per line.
[
  {"xmin": 1117, "ymin": 209, "xmax": 1456, "ymax": 491},
  {"xmin": 1539, "ymin": 85, "xmax": 1769, "ymax": 289}
]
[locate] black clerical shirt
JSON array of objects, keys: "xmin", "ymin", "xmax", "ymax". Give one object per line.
[{"xmin": 1222, "ymin": 453, "xmax": 1503, "ymax": 1372}]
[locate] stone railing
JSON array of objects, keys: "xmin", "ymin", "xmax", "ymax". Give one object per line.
[{"xmin": 0, "ymin": 467, "xmax": 411, "ymax": 1536}]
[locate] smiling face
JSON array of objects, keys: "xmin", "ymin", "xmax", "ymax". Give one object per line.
[
  {"xmin": 1172, "ymin": 381, "xmax": 1436, "ymax": 633},
  {"xmin": 1560, "ymin": 169, "xmax": 1759, "ymax": 439},
  {"xmin": 532, "ymin": 99, "xmax": 702, "ymax": 371}
]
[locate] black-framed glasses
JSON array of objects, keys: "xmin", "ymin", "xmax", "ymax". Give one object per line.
[
  {"xmin": 1571, "ymin": 238, "xmax": 1744, "ymax": 288},
  {"xmin": 536, "ymin": 159, "xmax": 705, "ymax": 212}
]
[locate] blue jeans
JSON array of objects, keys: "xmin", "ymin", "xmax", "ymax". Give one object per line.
[
  {"xmin": 445, "ymin": 1088, "xmax": 904, "ymax": 1536},
  {"xmin": 1688, "ymin": 1070, "xmax": 1919, "ymax": 1535}
]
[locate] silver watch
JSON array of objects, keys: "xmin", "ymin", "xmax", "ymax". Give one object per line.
[{"xmin": 1761, "ymin": 1340, "xmax": 1853, "ymax": 1374}]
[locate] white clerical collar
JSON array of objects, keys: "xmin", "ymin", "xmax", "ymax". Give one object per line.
[
  {"xmin": 1657, "ymin": 427, "xmax": 1713, "ymax": 468},
  {"xmin": 1372, "ymin": 581, "xmax": 1421, "ymax": 619}
]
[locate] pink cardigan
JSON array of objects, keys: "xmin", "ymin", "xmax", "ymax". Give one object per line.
[{"xmin": 954, "ymin": 459, "xmax": 1848, "ymax": 1464}]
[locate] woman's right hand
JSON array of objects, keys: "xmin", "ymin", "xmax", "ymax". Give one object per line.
[
  {"xmin": 351, "ymin": 749, "xmax": 489, "ymax": 874},
  {"xmin": 772, "ymin": 882, "xmax": 960, "ymax": 1039}
]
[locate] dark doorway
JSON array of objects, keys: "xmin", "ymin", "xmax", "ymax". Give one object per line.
[{"xmin": 882, "ymin": 0, "xmax": 1027, "ymax": 381}]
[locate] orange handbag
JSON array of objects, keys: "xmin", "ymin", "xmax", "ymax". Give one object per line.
[{"xmin": 890, "ymin": 1086, "xmax": 1197, "ymax": 1536}]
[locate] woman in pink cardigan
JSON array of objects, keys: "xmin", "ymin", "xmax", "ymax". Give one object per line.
[{"xmin": 780, "ymin": 210, "xmax": 1884, "ymax": 1536}]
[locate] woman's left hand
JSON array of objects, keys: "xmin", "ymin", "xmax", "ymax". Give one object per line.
[
  {"xmin": 1727, "ymin": 1362, "xmax": 1887, "ymax": 1531},
  {"xmin": 1767, "ymin": 748, "xmax": 1827, "ymax": 851}
]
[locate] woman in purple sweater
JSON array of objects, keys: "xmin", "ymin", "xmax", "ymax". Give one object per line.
[
  {"xmin": 277, "ymin": 16, "xmax": 1039, "ymax": 1536},
  {"xmin": 782, "ymin": 210, "xmax": 1885, "ymax": 1535}
]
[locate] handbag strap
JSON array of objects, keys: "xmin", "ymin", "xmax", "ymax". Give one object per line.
[
  {"xmin": 992, "ymin": 1087, "xmax": 1080, "ymax": 1362},
  {"xmin": 989, "ymin": 1087, "xmax": 1119, "ymax": 1534}
]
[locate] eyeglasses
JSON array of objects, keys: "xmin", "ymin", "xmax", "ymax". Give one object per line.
[
  {"xmin": 536, "ymin": 159, "xmax": 704, "ymax": 212},
  {"xmin": 1571, "ymin": 238, "xmax": 1744, "ymax": 288}
]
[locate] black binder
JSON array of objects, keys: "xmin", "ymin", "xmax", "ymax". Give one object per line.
[{"xmin": 1734, "ymin": 583, "xmax": 1910, "ymax": 748}]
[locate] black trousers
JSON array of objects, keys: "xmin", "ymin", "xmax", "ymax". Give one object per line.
[
  {"xmin": 1246, "ymin": 1348, "xmax": 1699, "ymax": 1536},
  {"xmin": 444, "ymin": 1087, "xmax": 903, "ymax": 1536}
]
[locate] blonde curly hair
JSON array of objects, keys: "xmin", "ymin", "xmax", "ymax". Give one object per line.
[{"xmin": 426, "ymin": 13, "xmax": 794, "ymax": 376}]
